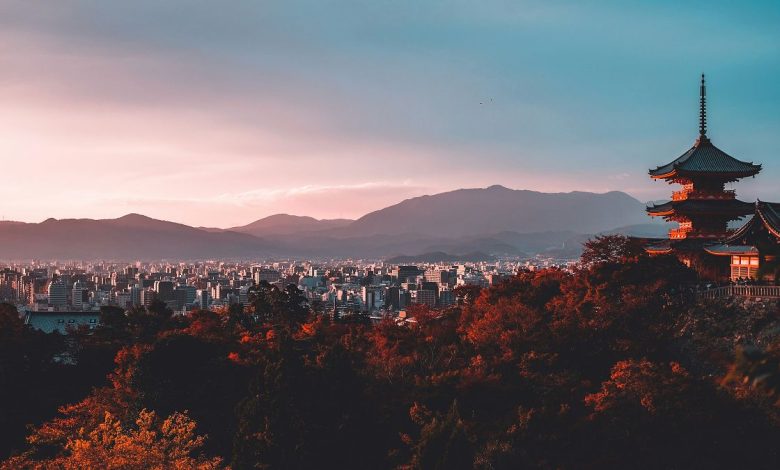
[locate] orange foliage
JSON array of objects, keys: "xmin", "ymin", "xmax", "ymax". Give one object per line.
[
  {"xmin": 3, "ymin": 410, "xmax": 222, "ymax": 470},
  {"xmin": 585, "ymin": 359, "xmax": 691, "ymax": 415}
]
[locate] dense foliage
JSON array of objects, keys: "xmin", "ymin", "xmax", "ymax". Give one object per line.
[{"xmin": 3, "ymin": 235, "xmax": 780, "ymax": 469}]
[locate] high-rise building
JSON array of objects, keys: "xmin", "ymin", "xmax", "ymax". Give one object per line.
[
  {"xmin": 254, "ymin": 268, "xmax": 282, "ymax": 285},
  {"xmin": 413, "ymin": 289, "xmax": 436, "ymax": 308},
  {"xmin": 71, "ymin": 281, "xmax": 88, "ymax": 310},
  {"xmin": 197, "ymin": 289, "xmax": 210, "ymax": 309},
  {"xmin": 425, "ymin": 268, "xmax": 450, "ymax": 286},
  {"xmin": 361, "ymin": 286, "xmax": 378, "ymax": 312},
  {"xmin": 385, "ymin": 286, "xmax": 401, "ymax": 310},
  {"xmin": 129, "ymin": 285, "xmax": 142, "ymax": 307},
  {"xmin": 140, "ymin": 288, "xmax": 157, "ymax": 307},
  {"xmin": 439, "ymin": 288, "xmax": 454, "ymax": 307},
  {"xmin": 173, "ymin": 286, "xmax": 190, "ymax": 310},
  {"xmin": 153, "ymin": 280, "xmax": 175, "ymax": 302},
  {"xmin": 48, "ymin": 280, "xmax": 67, "ymax": 308},
  {"xmin": 239, "ymin": 285, "xmax": 251, "ymax": 305},
  {"xmin": 394, "ymin": 266, "xmax": 421, "ymax": 284}
]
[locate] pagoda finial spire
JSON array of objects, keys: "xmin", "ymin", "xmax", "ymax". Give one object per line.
[{"xmin": 699, "ymin": 73, "xmax": 707, "ymax": 137}]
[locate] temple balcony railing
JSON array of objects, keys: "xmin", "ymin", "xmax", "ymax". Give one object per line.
[
  {"xmin": 699, "ymin": 285, "xmax": 780, "ymax": 300},
  {"xmin": 671, "ymin": 189, "xmax": 736, "ymax": 201},
  {"xmin": 669, "ymin": 228, "xmax": 733, "ymax": 240}
]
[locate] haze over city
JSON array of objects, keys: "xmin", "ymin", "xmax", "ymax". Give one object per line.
[{"xmin": 1, "ymin": 1, "xmax": 779, "ymax": 226}]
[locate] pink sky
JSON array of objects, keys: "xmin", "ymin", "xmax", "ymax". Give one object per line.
[
  {"xmin": 0, "ymin": 2, "xmax": 775, "ymax": 227},
  {"xmin": 0, "ymin": 27, "xmax": 652, "ymax": 228}
]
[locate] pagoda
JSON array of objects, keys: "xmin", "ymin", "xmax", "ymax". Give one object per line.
[{"xmin": 646, "ymin": 75, "xmax": 762, "ymax": 278}]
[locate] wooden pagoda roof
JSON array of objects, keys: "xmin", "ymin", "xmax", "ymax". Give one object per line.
[
  {"xmin": 648, "ymin": 137, "xmax": 761, "ymax": 180},
  {"xmin": 724, "ymin": 201, "xmax": 780, "ymax": 243},
  {"xmin": 646, "ymin": 198, "xmax": 754, "ymax": 217},
  {"xmin": 703, "ymin": 244, "xmax": 759, "ymax": 256},
  {"xmin": 645, "ymin": 241, "xmax": 672, "ymax": 255},
  {"xmin": 644, "ymin": 237, "xmax": 718, "ymax": 254}
]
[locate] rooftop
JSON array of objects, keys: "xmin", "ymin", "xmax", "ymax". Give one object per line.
[
  {"xmin": 649, "ymin": 75, "xmax": 761, "ymax": 181},
  {"xmin": 25, "ymin": 311, "xmax": 100, "ymax": 334},
  {"xmin": 725, "ymin": 201, "xmax": 780, "ymax": 242},
  {"xmin": 646, "ymin": 199, "xmax": 755, "ymax": 217},
  {"xmin": 648, "ymin": 138, "xmax": 761, "ymax": 180}
]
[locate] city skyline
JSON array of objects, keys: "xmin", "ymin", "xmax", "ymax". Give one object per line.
[{"xmin": 1, "ymin": 1, "xmax": 778, "ymax": 226}]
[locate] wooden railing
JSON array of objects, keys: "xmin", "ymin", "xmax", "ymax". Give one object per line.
[
  {"xmin": 669, "ymin": 228, "xmax": 690, "ymax": 239},
  {"xmin": 699, "ymin": 285, "xmax": 780, "ymax": 300},
  {"xmin": 671, "ymin": 189, "xmax": 736, "ymax": 201},
  {"xmin": 668, "ymin": 229, "xmax": 728, "ymax": 240}
]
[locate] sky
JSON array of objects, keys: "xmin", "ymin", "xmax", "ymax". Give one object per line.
[{"xmin": 0, "ymin": 1, "xmax": 778, "ymax": 227}]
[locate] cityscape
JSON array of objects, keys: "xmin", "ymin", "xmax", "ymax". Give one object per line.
[
  {"xmin": 2, "ymin": 2, "xmax": 780, "ymax": 470},
  {"xmin": 5, "ymin": 257, "xmax": 571, "ymax": 333}
]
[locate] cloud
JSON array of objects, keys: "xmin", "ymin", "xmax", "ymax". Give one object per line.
[
  {"xmin": 215, "ymin": 180, "xmax": 422, "ymax": 205},
  {"xmin": 65, "ymin": 180, "xmax": 429, "ymax": 227}
]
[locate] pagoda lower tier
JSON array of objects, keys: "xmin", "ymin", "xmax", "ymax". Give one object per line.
[{"xmin": 646, "ymin": 198, "xmax": 754, "ymax": 240}]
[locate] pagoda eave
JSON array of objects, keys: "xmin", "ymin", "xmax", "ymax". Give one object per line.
[
  {"xmin": 646, "ymin": 199, "xmax": 755, "ymax": 218},
  {"xmin": 646, "ymin": 209, "xmax": 752, "ymax": 219},
  {"xmin": 649, "ymin": 168, "xmax": 761, "ymax": 182}
]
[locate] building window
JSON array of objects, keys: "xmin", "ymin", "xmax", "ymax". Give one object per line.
[{"xmin": 730, "ymin": 255, "xmax": 759, "ymax": 280}]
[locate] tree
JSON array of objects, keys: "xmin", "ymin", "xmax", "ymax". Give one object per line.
[
  {"xmin": 3, "ymin": 409, "xmax": 223, "ymax": 469},
  {"xmin": 0, "ymin": 303, "xmax": 71, "ymax": 459},
  {"xmin": 580, "ymin": 234, "xmax": 646, "ymax": 266},
  {"xmin": 130, "ymin": 334, "xmax": 249, "ymax": 458},
  {"xmin": 148, "ymin": 299, "xmax": 174, "ymax": 320},
  {"xmin": 248, "ymin": 282, "xmax": 309, "ymax": 328},
  {"xmin": 724, "ymin": 343, "xmax": 780, "ymax": 402},
  {"xmin": 0, "ymin": 302, "xmax": 23, "ymax": 335},
  {"xmin": 408, "ymin": 401, "xmax": 474, "ymax": 470},
  {"xmin": 453, "ymin": 285, "xmax": 482, "ymax": 306}
]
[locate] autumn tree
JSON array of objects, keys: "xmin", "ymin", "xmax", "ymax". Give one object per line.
[
  {"xmin": 725, "ymin": 342, "xmax": 780, "ymax": 402},
  {"xmin": 3, "ymin": 409, "xmax": 222, "ymax": 469},
  {"xmin": 406, "ymin": 401, "xmax": 474, "ymax": 470},
  {"xmin": 580, "ymin": 234, "xmax": 646, "ymax": 266}
]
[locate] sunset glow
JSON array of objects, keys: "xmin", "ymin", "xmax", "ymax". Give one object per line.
[{"xmin": 1, "ymin": 1, "xmax": 778, "ymax": 226}]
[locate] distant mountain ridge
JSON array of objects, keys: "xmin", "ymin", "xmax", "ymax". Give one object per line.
[
  {"xmin": 332, "ymin": 185, "xmax": 653, "ymax": 238},
  {"xmin": 228, "ymin": 214, "xmax": 353, "ymax": 237},
  {"xmin": 0, "ymin": 186, "xmax": 666, "ymax": 260},
  {"xmin": 0, "ymin": 214, "xmax": 269, "ymax": 260},
  {"xmin": 385, "ymin": 251, "xmax": 496, "ymax": 263}
]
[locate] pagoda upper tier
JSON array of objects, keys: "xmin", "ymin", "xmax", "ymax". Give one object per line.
[{"xmin": 649, "ymin": 136, "xmax": 761, "ymax": 184}]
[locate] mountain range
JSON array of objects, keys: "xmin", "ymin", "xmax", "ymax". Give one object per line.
[{"xmin": 0, "ymin": 186, "xmax": 668, "ymax": 260}]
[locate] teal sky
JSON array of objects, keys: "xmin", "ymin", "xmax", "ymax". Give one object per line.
[{"xmin": 0, "ymin": 1, "xmax": 778, "ymax": 226}]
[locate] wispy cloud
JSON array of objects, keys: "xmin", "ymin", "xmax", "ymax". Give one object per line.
[
  {"xmin": 80, "ymin": 180, "xmax": 428, "ymax": 227},
  {"xmin": 216, "ymin": 180, "xmax": 421, "ymax": 205}
]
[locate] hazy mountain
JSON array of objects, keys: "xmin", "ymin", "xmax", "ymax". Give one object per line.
[
  {"xmin": 438, "ymin": 231, "xmax": 585, "ymax": 256},
  {"xmin": 336, "ymin": 185, "xmax": 654, "ymax": 238},
  {"xmin": 385, "ymin": 251, "xmax": 496, "ymax": 263},
  {"xmin": 601, "ymin": 223, "xmax": 673, "ymax": 238},
  {"xmin": 0, "ymin": 187, "xmax": 664, "ymax": 260},
  {"xmin": 0, "ymin": 214, "xmax": 271, "ymax": 260},
  {"xmin": 227, "ymin": 214, "xmax": 353, "ymax": 237}
]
